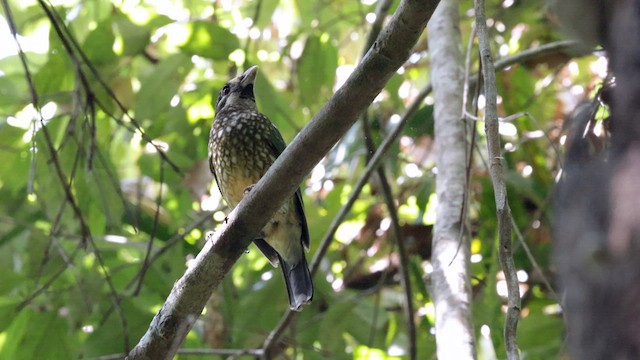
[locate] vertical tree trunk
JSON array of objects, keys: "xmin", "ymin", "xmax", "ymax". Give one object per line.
[
  {"xmin": 427, "ymin": 1, "xmax": 477, "ymax": 359},
  {"xmin": 555, "ymin": 0, "xmax": 640, "ymax": 359}
]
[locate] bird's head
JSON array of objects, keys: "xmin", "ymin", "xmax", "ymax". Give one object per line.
[{"xmin": 215, "ymin": 66, "xmax": 258, "ymax": 114}]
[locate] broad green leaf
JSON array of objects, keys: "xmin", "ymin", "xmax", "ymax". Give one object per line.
[
  {"xmin": 251, "ymin": 0, "xmax": 280, "ymax": 28},
  {"xmin": 82, "ymin": 299, "xmax": 154, "ymax": 358},
  {"xmin": 297, "ymin": 34, "xmax": 337, "ymax": 110},
  {"xmin": 518, "ymin": 300, "xmax": 564, "ymax": 359},
  {"xmin": 114, "ymin": 13, "xmax": 151, "ymax": 56},
  {"xmin": 0, "ymin": 74, "xmax": 28, "ymax": 110},
  {"xmin": 180, "ymin": 21, "xmax": 240, "ymax": 61},
  {"xmin": 0, "ymin": 297, "xmax": 21, "ymax": 332},
  {"xmin": 0, "ymin": 309, "xmax": 77, "ymax": 360},
  {"xmin": 404, "ymin": 105, "xmax": 434, "ymax": 137},
  {"xmin": 385, "ymin": 74, "xmax": 405, "ymax": 108},
  {"xmin": 254, "ymin": 71, "xmax": 304, "ymax": 141},
  {"xmin": 497, "ymin": 65, "xmax": 535, "ymax": 115},
  {"xmin": 134, "ymin": 53, "xmax": 193, "ymax": 121},
  {"xmin": 82, "ymin": 21, "xmax": 117, "ymax": 66},
  {"xmin": 34, "ymin": 34, "xmax": 74, "ymax": 97},
  {"xmin": 319, "ymin": 297, "xmax": 380, "ymax": 354}
]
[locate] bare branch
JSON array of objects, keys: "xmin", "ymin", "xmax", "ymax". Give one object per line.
[{"xmin": 474, "ymin": 1, "xmax": 520, "ymax": 359}]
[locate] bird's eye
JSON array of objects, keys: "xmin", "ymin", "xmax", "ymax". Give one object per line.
[{"xmin": 221, "ymin": 85, "xmax": 231, "ymax": 96}]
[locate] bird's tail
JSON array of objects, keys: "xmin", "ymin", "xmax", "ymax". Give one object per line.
[{"xmin": 278, "ymin": 254, "xmax": 313, "ymax": 311}]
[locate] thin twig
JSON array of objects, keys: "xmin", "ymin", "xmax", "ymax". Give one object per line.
[
  {"xmin": 462, "ymin": 23, "xmax": 477, "ymax": 118},
  {"xmin": 509, "ymin": 216, "xmax": 560, "ymax": 304},
  {"xmin": 99, "ymin": 211, "xmax": 215, "ymax": 326},
  {"xmin": 357, "ymin": 0, "xmax": 416, "ymax": 356},
  {"xmin": 128, "ymin": 211, "xmax": 215, "ymax": 288},
  {"xmin": 134, "ymin": 159, "xmax": 165, "ymax": 295},
  {"xmin": 376, "ymin": 167, "xmax": 416, "ymax": 359},
  {"xmin": 474, "ymin": 1, "xmax": 521, "ymax": 359},
  {"xmin": 16, "ymin": 247, "xmax": 82, "ymax": 312}
]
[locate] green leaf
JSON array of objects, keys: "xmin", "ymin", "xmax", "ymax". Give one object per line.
[
  {"xmin": 404, "ymin": 105, "xmax": 434, "ymax": 137},
  {"xmin": 319, "ymin": 297, "xmax": 381, "ymax": 353},
  {"xmin": 297, "ymin": 34, "xmax": 337, "ymax": 109},
  {"xmin": 251, "ymin": 0, "xmax": 280, "ymax": 28},
  {"xmin": 254, "ymin": 72, "xmax": 303, "ymax": 140},
  {"xmin": 180, "ymin": 21, "xmax": 240, "ymax": 61},
  {"xmin": 385, "ymin": 74, "xmax": 405, "ymax": 108},
  {"xmin": 497, "ymin": 65, "xmax": 535, "ymax": 114},
  {"xmin": 0, "ymin": 298, "xmax": 21, "ymax": 332},
  {"xmin": 518, "ymin": 300, "xmax": 564, "ymax": 358},
  {"xmin": 83, "ymin": 21, "xmax": 117, "ymax": 65},
  {"xmin": 0, "ymin": 73, "xmax": 28, "ymax": 110},
  {"xmin": 82, "ymin": 299, "xmax": 154, "ymax": 357},
  {"xmin": 0, "ymin": 309, "xmax": 77, "ymax": 360},
  {"xmin": 34, "ymin": 33, "xmax": 74, "ymax": 97},
  {"xmin": 114, "ymin": 13, "xmax": 151, "ymax": 56},
  {"xmin": 134, "ymin": 53, "xmax": 193, "ymax": 121}
]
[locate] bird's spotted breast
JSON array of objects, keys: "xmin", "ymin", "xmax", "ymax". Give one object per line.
[{"xmin": 209, "ymin": 107, "xmax": 276, "ymax": 208}]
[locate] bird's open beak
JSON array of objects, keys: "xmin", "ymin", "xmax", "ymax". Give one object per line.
[{"xmin": 240, "ymin": 66, "xmax": 258, "ymax": 86}]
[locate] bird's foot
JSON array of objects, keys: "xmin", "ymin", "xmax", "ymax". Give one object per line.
[{"xmin": 243, "ymin": 184, "xmax": 256, "ymax": 195}]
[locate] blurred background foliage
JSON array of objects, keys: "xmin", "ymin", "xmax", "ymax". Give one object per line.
[{"xmin": 0, "ymin": 0, "xmax": 604, "ymax": 358}]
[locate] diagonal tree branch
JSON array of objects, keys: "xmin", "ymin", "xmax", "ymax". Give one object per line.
[{"xmin": 126, "ymin": 1, "xmax": 439, "ymax": 359}]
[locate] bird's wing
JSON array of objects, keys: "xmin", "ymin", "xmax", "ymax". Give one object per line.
[
  {"xmin": 265, "ymin": 118, "xmax": 311, "ymax": 250},
  {"xmin": 208, "ymin": 151, "xmax": 225, "ymax": 200},
  {"xmin": 295, "ymin": 189, "xmax": 310, "ymax": 251},
  {"xmin": 253, "ymin": 238, "xmax": 280, "ymax": 266}
]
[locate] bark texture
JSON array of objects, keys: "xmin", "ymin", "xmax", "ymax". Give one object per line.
[
  {"xmin": 427, "ymin": 1, "xmax": 477, "ymax": 359},
  {"xmin": 554, "ymin": 0, "xmax": 640, "ymax": 359}
]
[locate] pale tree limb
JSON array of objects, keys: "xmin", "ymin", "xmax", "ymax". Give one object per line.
[
  {"xmin": 126, "ymin": 1, "xmax": 438, "ymax": 358},
  {"xmin": 474, "ymin": 1, "xmax": 521, "ymax": 359},
  {"xmin": 427, "ymin": 1, "xmax": 477, "ymax": 359}
]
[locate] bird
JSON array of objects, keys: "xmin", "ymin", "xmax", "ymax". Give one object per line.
[{"xmin": 208, "ymin": 66, "xmax": 313, "ymax": 311}]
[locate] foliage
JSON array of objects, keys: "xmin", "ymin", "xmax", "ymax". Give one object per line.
[{"xmin": 0, "ymin": 0, "xmax": 604, "ymax": 358}]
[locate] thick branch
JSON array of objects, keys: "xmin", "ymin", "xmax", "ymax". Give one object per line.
[
  {"xmin": 126, "ymin": 1, "xmax": 438, "ymax": 359},
  {"xmin": 475, "ymin": 1, "xmax": 520, "ymax": 359}
]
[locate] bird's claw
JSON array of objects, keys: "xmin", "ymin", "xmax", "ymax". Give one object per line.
[{"xmin": 243, "ymin": 184, "xmax": 256, "ymax": 195}]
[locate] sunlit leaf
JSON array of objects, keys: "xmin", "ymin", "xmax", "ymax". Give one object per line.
[
  {"xmin": 134, "ymin": 53, "xmax": 193, "ymax": 121},
  {"xmin": 83, "ymin": 20, "xmax": 117, "ymax": 66},
  {"xmin": 297, "ymin": 34, "xmax": 338, "ymax": 110},
  {"xmin": 180, "ymin": 21, "xmax": 240, "ymax": 61}
]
